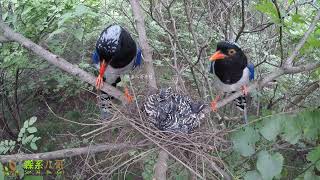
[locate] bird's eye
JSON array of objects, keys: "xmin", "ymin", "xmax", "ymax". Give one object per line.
[{"xmin": 228, "ymin": 49, "xmax": 236, "ymax": 56}]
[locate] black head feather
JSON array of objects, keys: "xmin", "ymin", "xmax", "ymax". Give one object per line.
[
  {"xmin": 96, "ymin": 25, "xmax": 137, "ymax": 68},
  {"xmin": 213, "ymin": 41, "xmax": 248, "ymax": 84}
]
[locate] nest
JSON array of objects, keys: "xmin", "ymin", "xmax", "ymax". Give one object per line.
[{"xmin": 79, "ymin": 87, "xmax": 232, "ymax": 179}]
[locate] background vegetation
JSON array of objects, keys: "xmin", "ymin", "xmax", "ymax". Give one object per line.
[{"xmin": 0, "ymin": 0, "xmax": 320, "ymax": 179}]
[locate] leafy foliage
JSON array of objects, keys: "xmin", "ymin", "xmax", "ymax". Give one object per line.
[
  {"xmin": 256, "ymin": 151, "xmax": 284, "ymax": 180},
  {"xmin": 0, "ymin": 116, "xmax": 41, "ymax": 154},
  {"xmin": 231, "ymin": 126, "xmax": 260, "ymax": 157}
]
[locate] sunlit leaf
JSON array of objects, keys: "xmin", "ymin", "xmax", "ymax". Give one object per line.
[
  {"xmin": 73, "ymin": 28, "xmax": 84, "ymax": 41},
  {"xmin": 30, "ymin": 142, "xmax": 38, "ymax": 151},
  {"xmin": 232, "ymin": 126, "xmax": 260, "ymax": 156},
  {"xmin": 28, "ymin": 116, "xmax": 37, "ymax": 126},
  {"xmin": 27, "ymin": 127, "xmax": 37, "ymax": 134},
  {"xmin": 244, "ymin": 170, "xmax": 263, "ymax": 180},
  {"xmin": 257, "ymin": 151, "xmax": 284, "ymax": 180},
  {"xmin": 307, "ymin": 146, "xmax": 320, "ymax": 171},
  {"xmin": 0, "ymin": 163, "xmax": 4, "ymax": 180},
  {"xmin": 259, "ymin": 115, "xmax": 283, "ymax": 141},
  {"xmin": 281, "ymin": 116, "xmax": 302, "ymax": 144}
]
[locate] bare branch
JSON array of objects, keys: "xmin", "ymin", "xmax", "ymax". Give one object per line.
[
  {"xmin": 202, "ymin": 9, "xmax": 320, "ymax": 113},
  {"xmin": 0, "ymin": 20, "xmax": 127, "ymax": 104},
  {"xmin": 0, "ymin": 35, "xmax": 12, "ymax": 43},
  {"xmin": 234, "ymin": 0, "xmax": 245, "ymax": 42},
  {"xmin": 284, "ymin": 9, "xmax": 320, "ymax": 67},
  {"xmin": 205, "ymin": 62, "xmax": 320, "ymax": 113},
  {"xmin": 153, "ymin": 150, "xmax": 169, "ymax": 180},
  {"xmin": 130, "ymin": 0, "xmax": 157, "ymax": 90},
  {"xmin": 286, "ymin": 81, "xmax": 320, "ymax": 110},
  {"xmin": 0, "ymin": 142, "xmax": 150, "ymax": 163}
]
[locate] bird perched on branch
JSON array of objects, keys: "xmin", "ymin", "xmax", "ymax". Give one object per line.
[
  {"xmin": 209, "ymin": 41, "xmax": 254, "ymax": 123},
  {"xmin": 145, "ymin": 87, "xmax": 206, "ymax": 133},
  {"xmin": 92, "ymin": 24, "xmax": 142, "ymax": 102}
]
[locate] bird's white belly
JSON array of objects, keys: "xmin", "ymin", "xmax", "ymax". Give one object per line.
[
  {"xmin": 214, "ymin": 67, "xmax": 250, "ymax": 92},
  {"xmin": 95, "ymin": 59, "xmax": 135, "ymax": 84}
]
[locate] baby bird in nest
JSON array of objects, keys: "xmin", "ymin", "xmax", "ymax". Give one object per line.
[{"xmin": 144, "ymin": 87, "xmax": 206, "ymax": 133}]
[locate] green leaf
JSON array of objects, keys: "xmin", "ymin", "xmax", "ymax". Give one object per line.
[
  {"xmin": 30, "ymin": 142, "xmax": 38, "ymax": 151},
  {"xmin": 19, "ymin": 127, "xmax": 26, "ymax": 137},
  {"xmin": 27, "ymin": 127, "xmax": 37, "ymax": 134},
  {"xmin": 28, "ymin": 116, "xmax": 37, "ymax": 126},
  {"xmin": 16, "ymin": 163, "xmax": 24, "ymax": 179},
  {"xmin": 257, "ymin": 151, "xmax": 284, "ymax": 180},
  {"xmin": 22, "ymin": 135, "xmax": 34, "ymax": 145},
  {"xmin": 31, "ymin": 137, "xmax": 41, "ymax": 143},
  {"xmin": 73, "ymin": 28, "xmax": 84, "ymax": 41},
  {"xmin": 281, "ymin": 116, "xmax": 302, "ymax": 144},
  {"xmin": 299, "ymin": 110, "xmax": 320, "ymax": 140},
  {"xmin": 0, "ymin": 163, "xmax": 4, "ymax": 180},
  {"xmin": 9, "ymin": 140, "xmax": 16, "ymax": 146},
  {"xmin": 48, "ymin": 27, "xmax": 67, "ymax": 39},
  {"xmin": 307, "ymin": 146, "xmax": 320, "ymax": 171},
  {"xmin": 9, "ymin": 145, "xmax": 15, "ymax": 152},
  {"xmin": 23, "ymin": 120, "xmax": 29, "ymax": 128},
  {"xmin": 2, "ymin": 12, "xmax": 8, "ymax": 21},
  {"xmin": 292, "ymin": 14, "xmax": 305, "ymax": 24},
  {"xmin": 260, "ymin": 115, "xmax": 283, "ymax": 141},
  {"xmin": 0, "ymin": 146, "xmax": 5, "ymax": 154},
  {"xmin": 231, "ymin": 126, "xmax": 260, "ymax": 156},
  {"xmin": 255, "ymin": 0, "xmax": 280, "ymax": 24},
  {"xmin": 244, "ymin": 170, "xmax": 262, "ymax": 180},
  {"xmin": 303, "ymin": 170, "xmax": 320, "ymax": 180}
]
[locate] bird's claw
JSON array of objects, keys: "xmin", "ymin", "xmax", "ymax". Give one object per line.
[
  {"xmin": 124, "ymin": 87, "xmax": 133, "ymax": 103},
  {"xmin": 241, "ymin": 85, "xmax": 248, "ymax": 96},
  {"xmin": 95, "ymin": 75, "xmax": 104, "ymax": 90},
  {"xmin": 210, "ymin": 96, "xmax": 220, "ymax": 112}
]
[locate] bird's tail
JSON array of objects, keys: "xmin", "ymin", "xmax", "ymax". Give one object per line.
[
  {"xmin": 234, "ymin": 96, "xmax": 246, "ymax": 111},
  {"xmin": 97, "ymin": 93, "xmax": 113, "ymax": 120},
  {"xmin": 233, "ymin": 95, "xmax": 248, "ymax": 124}
]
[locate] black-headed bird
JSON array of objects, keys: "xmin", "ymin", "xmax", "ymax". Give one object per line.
[
  {"xmin": 145, "ymin": 87, "xmax": 206, "ymax": 133},
  {"xmin": 92, "ymin": 24, "xmax": 142, "ymax": 102},
  {"xmin": 208, "ymin": 41, "xmax": 254, "ymax": 123}
]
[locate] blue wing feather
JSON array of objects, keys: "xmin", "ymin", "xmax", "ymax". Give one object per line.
[
  {"xmin": 133, "ymin": 48, "xmax": 142, "ymax": 68},
  {"xmin": 209, "ymin": 62, "xmax": 214, "ymax": 74},
  {"xmin": 92, "ymin": 49, "xmax": 100, "ymax": 65},
  {"xmin": 247, "ymin": 63, "xmax": 254, "ymax": 81}
]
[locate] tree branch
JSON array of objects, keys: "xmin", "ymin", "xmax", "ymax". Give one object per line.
[
  {"xmin": 205, "ymin": 9, "xmax": 320, "ymax": 112},
  {"xmin": 153, "ymin": 150, "xmax": 169, "ymax": 180},
  {"xmin": 0, "ymin": 20, "xmax": 127, "ymax": 104},
  {"xmin": 0, "ymin": 142, "xmax": 150, "ymax": 163},
  {"xmin": 0, "ymin": 35, "xmax": 12, "ymax": 43},
  {"xmin": 130, "ymin": 0, "xmax": 157, "ymax": 90},
  {"xmin": 129, "ymin": 1, "xmax": 171, "ymax": 179},
  {"xmin": 234, "ymin": 0, "xmax": 245, "ymax": 42},
  {"xmin": 285, "ymin": 81, "xmax": 319, "ymax": 110},
  {"xmin": 205, "ymin": 62, "xmax": 320, "ymax": 114},
  {"xmin": 284, "ymin": 9, "xmax": 320, "ymax": 67}
]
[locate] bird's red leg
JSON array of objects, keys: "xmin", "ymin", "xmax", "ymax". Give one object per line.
[
  {"xmin": 241, "ymin": 85, "xmax": 248, "ymax": 96},
  {"xmin": 211, "ymin": 95, "xmax": 220, "ymax": 112},
  {"xmin": 96, "ymin": 61, "xmax": 107, "ymax": 90},
  {"xmin": 124, "ymin": 87, "xmax": 133, "ymax": 103}
]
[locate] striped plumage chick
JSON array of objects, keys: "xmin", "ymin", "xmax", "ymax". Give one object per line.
[{"xmin": 144, "ymin": 87, "xmax": 206, "ymax": 133}]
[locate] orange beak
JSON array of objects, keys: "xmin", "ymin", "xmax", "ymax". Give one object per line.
[{"xmin": 209, "ymin": 51, "xmax": 226, "ymax": 61}]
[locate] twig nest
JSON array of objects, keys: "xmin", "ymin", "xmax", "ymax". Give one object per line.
[{"xmin": 144, "ymin": 87, "xmax": 206, "ymax": 133}]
